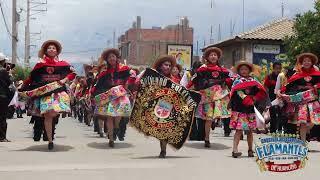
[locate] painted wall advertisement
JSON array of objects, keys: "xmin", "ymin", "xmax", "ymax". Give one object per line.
[
  {"xmin": 252, "ymin": 44, "xmax": 288, "ymax": 65},
  {"xmin": 167, "ymin": 44, "xmax": 193, "ymax": 70}
]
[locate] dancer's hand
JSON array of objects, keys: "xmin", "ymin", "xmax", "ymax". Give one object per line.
[
  {"xmin": 279, "ymin": 94, "xmax": 290, "ymax": 101},
  {"xmin": 59, "ymin": 78, "xmax": 68, "ymax": 84},
  {"xmin": 18, "ymin": 92, "xmax": 28, "ymax": 98},
  {"xmin": 242, "ymin": 96, "xmax": 254, "ymax": 106}
]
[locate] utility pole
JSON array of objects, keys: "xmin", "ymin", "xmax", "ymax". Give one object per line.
[
  {"xmin": 25, "ymin": 0, "xmax": 30, "ymax": 67},
  {"xmin": 218, "ymin": 24, "xmax": 221, "ymax": 41},
  {"xmin": 242, "ymin": 0, "xmax": 245, "ymax": 32},
  {"xmin": 136, "ymin": 17, "xmax": 140, "ymax": 65},
  {"xmin": 230, "ymin": 19, "xmax": 236, "ymax": 37},
  {"xmin": 196, "ymin": 40, "xmax": 199, "ymax": 56},
  {"xmin": 24, "ymin": 0, "xmax": 47, "ymax": 67},
  {"xmin": 281, "ymin": 0, "xmax": 284, "ymax": 17},
  {"xmin": 210, "ymin": 25, "xmax": 213, "ymax": 44},
  {"xmin": 12, "ymin": 0, "xmax": 18, "ymax": 64},
  {"xmin": 210, "ymin": 0, "xmax": 215, "ymax": 45},
  {"xmin": 113, "ymin": 29, "xmax": 116, "ymax": 48}
]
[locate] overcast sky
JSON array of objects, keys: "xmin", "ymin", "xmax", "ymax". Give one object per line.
[{"xmin": 0, "ymin": 0, "xmax": 315, "ymax": 64}]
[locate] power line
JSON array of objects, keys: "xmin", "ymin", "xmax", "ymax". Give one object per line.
[{"xmin": 0, "ymin": 1, "xmax": 13, "ymax": 39}]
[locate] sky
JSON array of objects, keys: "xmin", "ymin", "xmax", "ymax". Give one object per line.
[{"xmin": 0, "ymin": 0, "xmax": 315, "ymax": 65}]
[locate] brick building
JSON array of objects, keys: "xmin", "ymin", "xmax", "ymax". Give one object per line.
[{"xmin": 118, "ymin": 16, "xmax": 193, "ymax": 67}]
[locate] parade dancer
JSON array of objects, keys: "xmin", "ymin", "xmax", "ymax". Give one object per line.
[
  {"xmin": 183, "ymin": 61, "xmax": 206, "ymax": 141},
  {"xmin": 70, "ymin": 76, "xmax": 81, "ymax": 118},
  {"xmin": 171, "ymin": 64, "xmax": 182, "ymax": 84},
  {"xmin": 130, "ymin": 55, "xmax": 200, "ymax": 158},
  {"xmin": 152, "ymin": 56, "xmax": 177, "ymax": 158},
  {"xmin": 91, "ymin": 48, "xmax": 134, "ymax": 147},
  {"xmin": 93, "ymin": 60, "xmax": 108, "ymax": 137},
  {"xmin": 117, "ymin": 68, "xmax": 140, "ymax": 141},
  {"xmin": 76, "ymin": 77, "xmax": 88, "ymax": 123},
  {"xmin": 280, "ymin": 53, "xmax": 320, "ymax": 143},
  {"xmin": 191, "ymin": 47, "xmax": 232, "ymax": 147},
  {"xmin": 230, "ymin": 61, "xmax": 268, "ymax": 158},
  {"xmin": 133, "ymin": 55, "xmax": 177, "ymax": 158},
  {"xmin": 83, "ymin": 72, "xmax": 95, "ymax": 126},
  {"xmin": 20, "ymin": 40, "xmax": 76, "ymax": 150}
]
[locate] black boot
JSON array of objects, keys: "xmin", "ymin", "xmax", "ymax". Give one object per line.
[
  {"xmin": 223, "ymin": 118, "xmax": 231, "ymax": 137},
  {"xmin": 113, "ymin": 128, "xmax": 119, "ymax": 141},
  {"xmin": 159, "ymin": 140, "xmax": 167, "ymax": 158},
  {"xmin": 248, "ymin": 150, "xmax": 255, "ymax": 157},
  {"xmin": 159, "ymin": 151, "xmax": 166, "ymax": 158},
  {"xmin": 33, "ymin": 116, "xmax": 44, "ymax": 141},
  {"xmin": 109, "ymin": 140, "xmax": 114, "ymax": 148},
  {"xmin": 204, "ymin": 140, "xmax": 211, "ymax": 148},
  {"xmin": 94, "ymin": 117, "xmax": 99, "ymax": 132},
  {"xmin": 48, "ymin": 142, "xmax": 54, "ymax": 150},
  {"xmin": 118, "ymin": 118, "xmax": 128, "ymax": 141},
  {"xmin": 0, "ymin": 118, "xmax": 8, "ymax": 141}
]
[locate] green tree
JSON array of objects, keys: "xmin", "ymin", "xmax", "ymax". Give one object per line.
[
  {"xmin": 12, "ymin": 66, "xmax": 31, "ymax": 82},
  {"xmin": 284, "ymin": 1, "xmax": 320, "ymax": 65}
]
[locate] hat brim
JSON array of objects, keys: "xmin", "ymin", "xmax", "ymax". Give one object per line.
[
  {"xmin": 101, "ymin": 48, "xmax": 120, "ymax": 60},
  {"xmin": 297, "ymin": 53, "xmax": 318, "ymax": 65},
  {"xmin": 39, "ymin": 40, "xmax": 62, "ymax": 58},
  {"xmin": 235, "ymin": 61, "xmax": 254, "ymax": 73},
  {"xmin": 152, "ymin": 55, "xmax": 176, "ymax": 69},
  {"xmin": 203, "ymin": 47, "xmax": 223, "ymax": 60}
]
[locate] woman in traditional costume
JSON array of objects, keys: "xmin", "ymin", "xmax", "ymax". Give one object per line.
[
  {"xmin": 230, "ymin": 61, "xmax": 267, "ymax": 158},
  {"xmin": 191, "ymin": 47, "xmax": 232, "ymax": 147},
  {"xmin": 280, "ymin": 53, "xmax": 320, "ymax": 143},
  {"xmin": 20, "ymin": 40, "xmax": 76, "ymax": 150},
  {"xmin": 171, "ymin": 64, "xmax": 182, "ymax": 84},
  {"xmin": 151, "ymin": 55, "xmax": 177, "ymax": 158},
  {"xmin": 91, "ymin": 48, "xmax": 134, "ymax": 147}
]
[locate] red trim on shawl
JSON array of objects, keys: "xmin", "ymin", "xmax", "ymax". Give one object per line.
[
  {"xmin": 287, "ymin": 67, "xmax": 320, "ymax": 84},
  {"xmin": 197, "ymin": 64, "xmax": 229, "ymax": 73},
  {"xmin": 96, "ymin": 64, "xmax": 130, "ymax": 79},
  {"xmin": 230, "ymin": 80, "xmax": 267, "ymax": 98},
  {"xmin": 281, "ymin": 67, "xmax": 320, "ymax": 92},
  {"xmin": 66, "ymin": 73, "xmax": 76, "ymax": 81},
  {"xmin": 92, "ymin": 64, "xmax": 130, "ymax": 94},
  {"xmin": 32, "ymin": 57, "xmax": 71, "ymax": 71},
  {"xmin": 171, "ymin": 75, "xmax": 181, "ymax": 84}
]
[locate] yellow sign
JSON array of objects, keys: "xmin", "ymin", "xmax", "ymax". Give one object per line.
[{"xmin": 167, "ymin": 44, "xmax": 192, "ymax": 69}]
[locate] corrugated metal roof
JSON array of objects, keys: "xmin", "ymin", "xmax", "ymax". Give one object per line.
[
  {"xmin": 204, "ymin": 18, "xmax": 295, "ymax": 50},
  {"xmin": 236, "ymin": 18, "xmax": 295, "ymax": 40}
]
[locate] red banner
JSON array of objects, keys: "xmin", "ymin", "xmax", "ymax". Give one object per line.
[{"xmin": 266, "ymin": 161, "xmax": 301, "ymax": 172}]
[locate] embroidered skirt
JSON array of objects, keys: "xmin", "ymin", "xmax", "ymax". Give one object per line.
[
  {"xmin": 195, "ymin": 85, "xmax": 231, "ymax": 121},
  {"xmin": 286, "ymin": 90, "xmax": 320, "ymax": 126},
  {"xmin": 230, "ymin": 111, "xmax": 257, "ymax": 131},
  {"xmin": 31, "ymin": 91, "xmax": 71, "ymax": 116},
  {"xmin": 295, "ymin": 101, "xmax": 320, "ymax": 125},
  {"xmin": 94, "ymin": 85, "xmax": 132, "ymax": 117}
]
